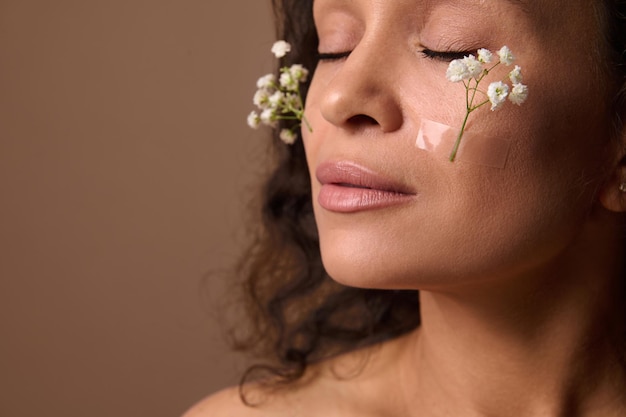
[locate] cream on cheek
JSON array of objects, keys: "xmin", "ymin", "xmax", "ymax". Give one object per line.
[{"xmin": 415, "ymin": 118, "xmax": 511, "ymax": 169}]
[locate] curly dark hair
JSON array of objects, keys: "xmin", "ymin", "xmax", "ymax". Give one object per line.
[{"xmin": 234, "ymin": 0, "xmax": 626, "ymax": 401}]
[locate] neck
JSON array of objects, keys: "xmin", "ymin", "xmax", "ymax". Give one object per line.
[{"xmin": 397, "ymin": 221, "xmax": 626, "ymax": 417}]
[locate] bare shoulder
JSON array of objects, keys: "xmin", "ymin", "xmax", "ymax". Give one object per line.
[
  {"xmin": 181, "ymin": 337, "xmax": 412, "ymax": 417},
  {"xmin": 182, "ymin": 386, "xmax": 258, "ymax": 417},
  {"xmin": 180, "ymin": 373, "xmax": 341, "ymax": 417},
  {"xmin": 181, "ymin": 383, "xmax": 308, "ymax": 417}
]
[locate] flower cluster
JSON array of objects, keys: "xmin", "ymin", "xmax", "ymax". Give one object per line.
[
  {"xmin": 446, "ymin": 46, "xmax": 528, "ymax": 161},
  {"xmin": 247, "ymin": 41, "xmax": 311, "ymax": 145}
]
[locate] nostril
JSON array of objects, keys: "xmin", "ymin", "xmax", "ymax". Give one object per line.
[
  {"xmin": 347, "ymin": 114, "xmax": 379, "ymax": 126},
  {"xmin": 319, "ymin": 76, "xmax": 403, "ymax": 132}
]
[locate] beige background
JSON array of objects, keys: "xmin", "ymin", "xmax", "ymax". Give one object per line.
[{"xmin": 0, "ymin": 1, "xmax": 274, "ymax": 416}]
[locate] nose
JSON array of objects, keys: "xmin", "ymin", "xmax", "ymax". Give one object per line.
[{"xmin": 319, "ymin": 44, "xmax": 404, "ymax": 133}]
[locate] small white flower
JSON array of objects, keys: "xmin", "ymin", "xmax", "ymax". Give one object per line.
[
  {"xmin": 462, "ymin": 55, "xmax": 483, "ymax": 79},
  {"xmin": 497, "ymin": 46, "xmax": 515, "ymax": 66},
  {"xmin": 247, "ymin": 111, "xmax": 261, "ymax": 129},
  {"xmin": 268, "ymin": 91, "xmax": 285, "ymax": 107},
  {"xmin": 477, "ymin": 48, "xmax": 493, "ymax": 64},
  {"xmin": 271, "ymin": 40, "xmax": 291, "ymax": 58},
  {"xmin": 446, "ymin": 59, "xmax": 470, "ymax": 82},
  {"xmin": 253, "ymin": 89, "xmax": 270, "ymax": 108},
  {"xmin": 256, "ymin": 73, "xmax": 276, "ymax": 89},
  {"xmin": 279, "ymin": 129, "xmax": 297, "ymax": 145},
  {"xmin": 508, "ymin": 83, "xmax": 528, "ymax": 105},
  {"xmin": 260, "ymin": 108, "xmax": 276, "ymax": 125},
  {"xmin": 289, "ymin": 64, "xmax": 309, "ymax": 83},
  {"xmin": 279, "ymin": 71, "xmax": 297, "ymax": 91},
  {"xmin": 487, "ymin": 81, "xmax": 509, "ymax": 111},
  {"xmin": 509, "ymin": 65, "xmax": 523, "ymax": 84},
  {"xmin": 283, "ymin": 92, "xmax": 301, "ymax": 110}
]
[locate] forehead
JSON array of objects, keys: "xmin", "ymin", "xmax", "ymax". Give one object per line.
[
  {"xmin": 312, "ymin": 0, "xmax": 600, "ymax": 37},
  {"xmin": 311, "ymin": 0, "xmax": 591, "ymax": 17}
]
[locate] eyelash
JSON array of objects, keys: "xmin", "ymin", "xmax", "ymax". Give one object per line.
[
  {"xmin": 316, "ymin": 51, "xmax": 352, "ymax": 61},
  {"xmin": 420, "ymin": 49, "xmax": 474, "ymax": 62},
  {"xmin": 316, "ymin": 48, "xmax": 474, "ymax": 63}
]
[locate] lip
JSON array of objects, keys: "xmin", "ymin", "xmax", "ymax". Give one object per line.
[{"xmin": 316, "ymin": 161, "xmax": 416, "ymax": 213}]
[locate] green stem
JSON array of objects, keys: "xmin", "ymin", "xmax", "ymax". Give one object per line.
[
  {"xmin": 448, "ymin": 62, "xmax": 500, "ymax": 162},
  {"xmin": 449, "ymin": 108, "xmax": 471, "ymax": 162},
  {"xmin": 302, "ymin": 115, "xmax": 313, "ymax": 132},
  {"xmin": 296, "ymin": 88, "xmax": 312, "ymax": 132},
  {"xmin": 450, "ymin": 79, "xmax": 474, "ymax": 162}
]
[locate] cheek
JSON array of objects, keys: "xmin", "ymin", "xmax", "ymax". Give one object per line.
[
  {"xmin": 505, "ymin": 78, "xmax": 611, "ymax": 202},
  {"xmin": 300, "ymin": 43, "xmax": 613, "ymax": 289},
  {"xmin": 313, "ymin": 165, "xmax": 599, "ymax": 290}
]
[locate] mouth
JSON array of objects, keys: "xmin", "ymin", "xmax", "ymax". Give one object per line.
[
  {"xmin": 315, "ymin": 161, "xmax": 416, "ymax": 213},
  {"xmin": 335, "ymin": 182, "xmax": 373, "ymax": 189}
]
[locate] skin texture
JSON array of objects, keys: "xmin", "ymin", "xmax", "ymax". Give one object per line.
[
  {"xmin": 185, "ymin": 0, "xmax": 626, "ymax": 415},
  {"xmin": 305, "ymin": 0, "xmax": 617, "ymax": 290}
]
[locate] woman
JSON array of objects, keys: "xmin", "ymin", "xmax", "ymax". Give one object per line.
[{"xmin": 186, "ymin": 0, "xmax": 626, "ymax": 415}]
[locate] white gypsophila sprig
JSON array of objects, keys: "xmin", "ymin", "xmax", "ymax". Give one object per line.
[
  {"xmin": 247, "ymin": 41, "xmax": 312, "ymax": 144},
  {"xmin": 445, "ymin": 45, "xmax": 528, "ymax": 162}
]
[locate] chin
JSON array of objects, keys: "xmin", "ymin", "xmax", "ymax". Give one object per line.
[
  {"xmin": 317, "ymin": 228, "xmax": 561, "ymax": 293},
  {"xmin": 318, "ymin": 239, "xmax": 431, "ymax": 290}
]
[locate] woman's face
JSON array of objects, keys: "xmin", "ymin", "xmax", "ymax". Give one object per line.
[{"xmin": 302, "ymin": 0, "xmax": 617, "ymax": 289}]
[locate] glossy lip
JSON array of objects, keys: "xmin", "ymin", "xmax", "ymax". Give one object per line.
[{"xmin": 316, "ymin": 161, "xmax": 417, "ymax": 213}]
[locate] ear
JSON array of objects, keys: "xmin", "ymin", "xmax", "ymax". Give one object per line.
[
  {"xmin": 599, "ymin": 96, "xmax": 626, "ymax": 212},
  {"xmin": 598, "ymin": 158, "xmax": 626, "ymax": 212}
]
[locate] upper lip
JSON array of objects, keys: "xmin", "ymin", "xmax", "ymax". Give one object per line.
[{"xmin": 316, "ymin": 161, "xmax": 415, "ymax": 194}]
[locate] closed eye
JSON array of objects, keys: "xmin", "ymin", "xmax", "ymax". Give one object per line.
[
  {"xmin": 317, "ymin": 49, "xmax": 473, "ymax": 62},
  {"xmin": 420, "ymin": 49, "xmax": 474, "ymax": 62},
  {"xmin": 317, "ymin": 51, "xmax": 352, "ymax": 62}
]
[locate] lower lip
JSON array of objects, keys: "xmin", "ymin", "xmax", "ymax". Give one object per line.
[{"xmin": 318, "ymin": 184, "xmax": 415, "ymax": 213}]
